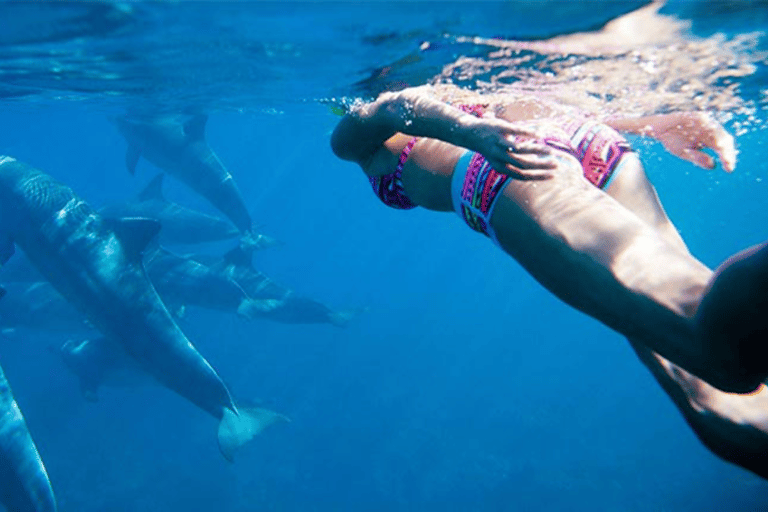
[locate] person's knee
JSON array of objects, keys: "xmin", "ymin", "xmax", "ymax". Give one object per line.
[{"xmin": 692, "ymin": 421, "xmax": 768, "ymax": 480}]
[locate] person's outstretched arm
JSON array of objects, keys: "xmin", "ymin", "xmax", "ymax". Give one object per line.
[
  {"xmin": 606, "ymin": 112, "xmax": 737, "ymax": 172},
  {"xmin": 331, "ymin": 86, "xmax": 555, "ymax": 179}
]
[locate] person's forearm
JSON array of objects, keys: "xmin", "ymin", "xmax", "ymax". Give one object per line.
[
  {"xmin": 354, "ymin": 87, "xmax": 479, "ymax": 148},
  {"xmin": 605, "ymin": 115, "xmax": 665, "ymax": 137}
]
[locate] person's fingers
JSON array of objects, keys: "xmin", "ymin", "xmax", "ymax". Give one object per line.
[
  {"xmin": 507, "ymin": 141, "xmax": 552, "ymax": 155},
  {"xmin": 486, "ymin": 157, "xmax": 553, "ymax": 180},
  {"xmin": 499, "ymin": 149, "xmax": 558, "ymax": 168},
  {"xmin": 714, "ymin": 131, "xmax": 737, "ymax": 172},
  {"xmin": 681, "ymin": 149, "xmax": 715, "ymax": 170},
  {"xmin": 697, "ymin": 115, "xmax": 737, "ymax": 172},
  {"xmin": 503, "ymin": 167, "xmax": 553, "ymax": 180}
]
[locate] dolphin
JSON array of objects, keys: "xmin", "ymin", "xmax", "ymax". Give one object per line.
[
  {"xmin": 0, "ymin": 281, "xmax": 95, "ymax": 336},
  {"xmin": 200, "ymin": 246, "xmax": 363, "ymax": 327},
  {"xmin": 100, "ymin": 173, "xmax": 239, "ymax": 245},
  {"xmin": 0, "ymin": 155, "xmax": 284, "ymax": 460},
  {"xmin": 56, "ymin": 337, "xmax": 148, "ymax": 402},
  {"xmin": 99, "ymin": 173, "xmax": 280, "ymax": 248},
  {"xmin": 55, "ymin": 336, "xmax": 288, "ymax": 451},
  {"xmin": 0, "ymin": 357, "xmax": 58, "ymax": 512},
  {"xmin": 143, "ymin": 244, "xmax": 278, "ymax": 320},
  {"xmin": 114, "ymin": 113, "xmax": 255, "ymax": 237}
]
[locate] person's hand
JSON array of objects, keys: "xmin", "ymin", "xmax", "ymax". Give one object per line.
[
  {"xmin": 650, "ymin": 112, "xmax": 737, "ymax": 172},
  {"xmin": 467, "ymin": 116, "xmax": 556, "ymax": 180}
]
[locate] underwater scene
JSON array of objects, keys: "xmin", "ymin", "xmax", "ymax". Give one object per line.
[{"xmin": 0, "ymin": 1, "xmax": 767, "ymax": 511}]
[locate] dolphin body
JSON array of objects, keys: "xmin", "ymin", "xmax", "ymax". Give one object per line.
[
  {"xmin": 0, "ymin": 281, "xmax": 95, "ymax": 336},
  {"xmin": 0, "ymin": 156, "xmax": 281, "ymax": 460},
  {"xmin": 99, "ymin": 173, "xmax": 240, "ymax": 246},
  {"xmin": 57, "ymin": 337, "xmax": 148, "ymax": 402},
  {"xmin": 199, "ymin": 246, "xmax": 362, "ymax": 327},
  {"xmin": 114, "ymin": 114, "xmax": 255, "ymax": 236},
  {"xmin": 99, "ymin": 174, "xmax": 280, "ymax": 248},
  {"xmin": 0, "ymin": 358, "xmax": 57, "ymax": 512},
  {"xmin": 56, "ymin": 337, "xmax": 287, "ymax": 447},
  {"xmin": 143, "ymin": 245, "xmax": 277, "ymax": 320}
]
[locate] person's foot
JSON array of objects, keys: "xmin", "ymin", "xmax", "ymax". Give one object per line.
[{"xmin": 694, "ymin": 242, "xmax": 768, "ymax": 394}]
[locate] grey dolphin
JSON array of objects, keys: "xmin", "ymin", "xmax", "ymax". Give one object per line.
[
  {"xmin": 114, "ymin": 114, "xmax": 255, "ymax": 236},
  {"xmin": 143, "ymin": 245, "xmax": 277, "ymax": 320},
  {"xmin": 0, "ymin": 281, "xmax": 95, "ymax": 336},
  {"xmin": 0, "ymin": 155, "xmax": 284, "ymax": 460},
  {"xmin": 55, "ymin": 337, "xmax": 287, "ymax": 450},
  {"xmin": 0, "ymin": 357, "xmax": 58, "ymax": 512},
  {"xmin": 100, "ymin": 173, "xmax": 240, "ymax": 245},
  {"xmin": 201, "ymin": 246, "xmax": 363, "ymax": 327},
  {"xmin": 100, "ymin": 174, "xmax": 281, "ymax": 248},
  {"xmin": 56, "ymin": 337, "xmax": 147, "ymax": 402}
]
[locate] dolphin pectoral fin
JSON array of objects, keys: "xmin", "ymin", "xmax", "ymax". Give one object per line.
[
  {"xmin": 183, "ymin": 114, "xmax": 208, "ymax": 140},
  {"xmin": 126, "ymin": 144, "xmax": 142, "ymax": 175},
  {"xmin": 104, "ymin": 217, "xmax": 162, "ymax": 260},
  {"xmin": 236, "ymin": 298, "xmax": 280, "ymax": 320},
  {"xmin": 0, "ymin": 285, "xmax": 6, "ymax": 300},
  {"xmin": 223, "ymin": 244, "xmax": 255, "ymax": 270},
  {"xmin": 172, "ymin": 304, "xmax": 186, "ymax": 319},
  {"xmin": 217, "ymin": 406, "xmax": 289, "ymax": 462},
  {"xmin": 0, "ymin": 235, "xmax": 15, "ymax": 265},
  {"xmin": 137, "ymin": 173, "xmax": 166, "ymax": 202}
]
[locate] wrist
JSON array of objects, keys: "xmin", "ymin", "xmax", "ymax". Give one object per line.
[
  {"xmin": 454, "ymin": 112, "xmax": 482, "ymax": 148},
  {"xmin": 606, "ymin": 115, "xmax": 659, "ymax": 138}
]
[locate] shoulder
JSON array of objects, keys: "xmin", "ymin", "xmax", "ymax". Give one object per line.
[{"xmin": 330, "ymin": 98, "xmax": 400, "ymax": 166}]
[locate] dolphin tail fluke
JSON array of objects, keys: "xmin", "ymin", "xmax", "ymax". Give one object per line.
[
  {"xmin": 236, "ymin": 298, "xmax": 281, "ymax": 320},
  {"xmin": 329, "ymin": 307, "xmax": 369, "ymax": 328},
  {"xmin": 217, "ymin": 406, "xmax": 289, "ymax": 462}
]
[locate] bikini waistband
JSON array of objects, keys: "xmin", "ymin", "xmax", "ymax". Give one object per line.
[
  {"xmin": 451, "ymin": 150, "xmax": 511, "ymax": 244},
  {"xmin": 451, "ymin": 151, "xmax": 475, "ymax": 219}
]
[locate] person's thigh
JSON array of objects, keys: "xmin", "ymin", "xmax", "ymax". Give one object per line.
[{"xmin": 605, "ymin": 154, "xmax": 689, "ymax": 254}]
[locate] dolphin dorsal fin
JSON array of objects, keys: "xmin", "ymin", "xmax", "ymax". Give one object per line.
[
  {"xmin": 137, "ymin": 173, "xmax": 166, "ymax": 202},
  {"xmin": 223, "ymin": 245, "xmax": 255, "ymax": 270},
  {"xmin": 183, "ymin": 114, "xmax": 208, "ymax": 140},
  {"xmin": 104, "ymin": 217, "xmax": 162, "ymax": 260},
  {"xmin": 125, "ymin": 144, "xmax": 142, "ymax": 175}
]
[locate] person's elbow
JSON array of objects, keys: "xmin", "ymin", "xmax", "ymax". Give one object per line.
[{"xmin": 330, "ymin": 119, "xmax": 356, "ymax": 162}]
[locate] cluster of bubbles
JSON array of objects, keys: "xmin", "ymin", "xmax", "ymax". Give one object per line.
[{"xmin": 432, "ymin": 21, "xmax": 766, "ymax": 135}]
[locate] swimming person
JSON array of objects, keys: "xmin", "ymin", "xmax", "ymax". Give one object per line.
[{"xmin": 330, "ymin": 84, "xmax": 767, "ymax": 415}]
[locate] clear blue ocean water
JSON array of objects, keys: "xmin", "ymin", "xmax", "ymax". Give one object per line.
[{"xmin": 0, "ymin": 1, "xmax": 767, "ymax": 511}]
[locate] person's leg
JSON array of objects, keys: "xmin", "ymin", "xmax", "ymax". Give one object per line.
[
  {"xmin": 605, "ymin": 153, "xmax": 690, "ymax": 255},
  {"xmin": 603, "ymin": 156, "xmax": 768, "ymax": 472},
  {"xmin": 606, "ymin": 153, "xmax": 768, "ymax": 393},
  {"xmin": 490, "ymin": 150, "xmax": 766, "ymax": 393},
  {"xmin": 694, "ymin": 242, "xmax": 768, "ymax": 392},
  {"xmin": 608, "ymin": 156, "xmax": 768, "ymax": 392},
  {"xmin": 627, "ymin": 336, "xmax": 768, "ymax": 480}
]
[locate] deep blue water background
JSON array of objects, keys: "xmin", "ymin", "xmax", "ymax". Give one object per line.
[{"xmin": 0, "ymin": 1, "xmax": 767, "ymax": 511}]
